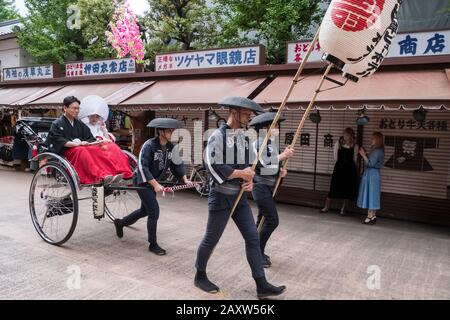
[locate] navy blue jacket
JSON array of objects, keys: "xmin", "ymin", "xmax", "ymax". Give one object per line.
[
  {"xmin": 252, "ymin": 135, "xmax": 280, "ymax": 178},
  {"xmin": 134, "ymin": 137, "xmax": 186, "ymax": 185},
  {"xmin": 205, "ymin": 124, "xmax": 251, "ymax": 187}
]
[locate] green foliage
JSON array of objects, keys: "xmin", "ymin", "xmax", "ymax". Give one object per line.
[
  {"xmin": 78, "ymin": 0, "xmax": 115, "ymax": 59},
  {"xmin": 16, "ymin": 0, "xmax": 81, "ymax": 64},
  {"xmin": 15, "ymin": 0, "xmax": 115, "ymax": 64},
  {"xmin": 14, "ymin": 0, "xmax": 329, "ymax": 66},
  {"xmin": 141, "ymin": 0, "xmax": 217, "ymax": 69},
  {"xmin": 212, "ymin": 0, "xmax": 329, "ymax": 64},
  {"xmin": 0, "ymin": 0, "xmax": 19, "ymax": 23}
]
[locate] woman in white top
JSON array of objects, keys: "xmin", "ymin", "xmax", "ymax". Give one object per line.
[{"xmin": 320, "ymin": 127, "xmax": 359, "ymax": 216}]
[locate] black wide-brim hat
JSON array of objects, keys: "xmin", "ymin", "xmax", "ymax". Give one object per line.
[
  {"xmin": 146, "ymin": 118, "xmax": 183, "ymax": 129},
  {"xmin": 219, "ymin": 96, "xmax": 264, "ymax": 114},
  {"xmin": 249, "ymin": 112, "xmax": 286, "ymax": 128}
]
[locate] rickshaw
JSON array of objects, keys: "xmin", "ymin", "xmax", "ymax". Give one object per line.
[
  {"xmin": 16, "ymin": 118, "xmax": 142, "ymax": 246},
  {"xmin": 16, "ymin": 114, "xmax": 208, "ymax": 246}
]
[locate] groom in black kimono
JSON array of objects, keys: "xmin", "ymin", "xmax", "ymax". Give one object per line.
[{"xmin": 46, "ymin": 96, "xmax": 95, "ymax": 155}]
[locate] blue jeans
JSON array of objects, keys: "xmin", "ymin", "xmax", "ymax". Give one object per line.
[
  {"xmin": 121, "ymin": 186, "xmax": 159, "ymax": 244},
  {"xmin": 195, "ymin": 189, "xmax": 265, "ymax": 278}
]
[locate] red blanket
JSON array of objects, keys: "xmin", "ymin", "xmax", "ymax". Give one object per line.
[{"xmin": 64, "ymin": 143, "xmax": 133, "ymax": 185}]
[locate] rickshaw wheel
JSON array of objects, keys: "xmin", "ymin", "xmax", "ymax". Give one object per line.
[
  {"xmin": 192, "ymin": 168, "xmax": 210, "ymax": 197},
  {"xmin": 104, "ymin": 150, "xmax": 140, "ymax": 221},
  {"xmin": 105, "ymin": 184, "xmax": 140, "ymax": 221},
  {"xmin": 29, "ymin": 162, "xmax": 78, "ymax": 246}
]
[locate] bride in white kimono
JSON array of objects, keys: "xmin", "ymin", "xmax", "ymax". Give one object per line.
[
  {"xmin": 66, "ymin": 95, "xmax": 132, "ymax": 184},
  {"xmin": 85, "ymin": 114, "xmax": 116, "ymax": 142},
  {"xmin": 79, "ymin": 95, "xmax": 116, "ymax": 142}
]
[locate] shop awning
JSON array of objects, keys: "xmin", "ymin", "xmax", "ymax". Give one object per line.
[
  {"xmin": 0, "ymin": 86, "xmax": 64, "ymax": 106},
  {"xmin": 118, "ymin": 77, "xmax": 267, "ymax": 108},
  {"xmin": 254, "ymin": 70, "xmax": 450, "ymax": 110},
  {"xmin": 28, "ymin": 81, "xmax": 154, "ymax": 107}
]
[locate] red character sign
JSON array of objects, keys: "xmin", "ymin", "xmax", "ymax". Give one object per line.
[{"xmin": 332, "ymin": 0, "xmax": 385, "ymax": 32}]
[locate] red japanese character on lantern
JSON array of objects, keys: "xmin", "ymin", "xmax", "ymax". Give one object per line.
[{"xmin": 332, "ymin": 0, "xmax": 385, "ymax": 32}]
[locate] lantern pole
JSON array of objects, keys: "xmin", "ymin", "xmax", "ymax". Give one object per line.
[
  {"xmin": 228, "ymin": 29, "xmax": 321, "ymax": 218},
  {"xmin": 272, "ymin": 63, "xmax": 333, "ymax": 197},
  {"xmin": 257, "ymin": 63, "xmax": 334, "ymax": 232}
]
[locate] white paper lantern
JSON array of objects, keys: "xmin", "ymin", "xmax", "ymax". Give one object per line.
[
  {"xmin": 79, "ymin": 95, "xmax": 109, "ymax": 121},
  {"xmin": 342, "ymin": 1, "xmax": 401, "ymax": 82},
  {"xmin": 319, "ymin": 0, "xmax": 403, "ymax": 68}
]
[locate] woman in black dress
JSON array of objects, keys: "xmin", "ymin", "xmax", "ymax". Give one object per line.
[{"xmin": 320, "ymin": 127, "xmax": 359, "ymax": 216}]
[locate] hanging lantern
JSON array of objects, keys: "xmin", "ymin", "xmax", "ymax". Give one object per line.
[
  {"xmin": 342, "ymin": 1, "xmax": 402, "ymax": 82},
  {"xmin": 320, "ymin": 0, "xmax": 404, "ymax": 69},
  {"xmin": 310, "ymin": 110, "xmax": 322, "ymax": 124},
  {"xmin": 413, "ymin": 107, "xmax": 427, "ymax": 122},
  {"xmin": 208, "ymin": 110, "xmax": 219, "ymax": 121},
  {"xmin": 356, "ymin": 110, "xmax": 370, "ymax": 125}
]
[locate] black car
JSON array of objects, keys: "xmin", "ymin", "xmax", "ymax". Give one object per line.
[{"xmin": 14, "ymin": 117, "xmax": 56, "ymax": 158}]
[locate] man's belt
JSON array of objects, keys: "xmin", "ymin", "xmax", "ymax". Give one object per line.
[
  {"xmin": 254, "ymin": 175, "xmax": 276, "ymax": 187},
  {"xmin": 212, "ymin": 183, "xmax": 241, "ymax": 195}
]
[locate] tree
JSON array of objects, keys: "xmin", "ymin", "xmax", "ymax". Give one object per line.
[
  {"xmin": 15, "ymin": 0, "xmax": 115, "ymax": 64},
  {"xmin": 212, "ymin": 0, "xmax": 329, "ymax": 64},
  {"xmin": 16, "ymin": 0, "xmax": 82, "ymax": 64},
  {"xmin": 141, "ymin": 0, "xmax": 217, "ymax": 69},
  {"xmin": 0, "ymin": 0, "xmax": 19, "ymax": 23},
  {"xmin": 78, "ymin": 0, "xmax": 116, "ymax": 59}
]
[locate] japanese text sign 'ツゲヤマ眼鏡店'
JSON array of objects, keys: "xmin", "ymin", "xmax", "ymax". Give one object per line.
[
  {"xmin": 65, "ymin": 58, "xmax": 136, "ymax": 77},
  {"xmin": 155, "ymin": 46, "xmax": 264, "ymax": 71}
]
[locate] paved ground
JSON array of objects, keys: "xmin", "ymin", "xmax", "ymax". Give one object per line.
[{"xmin": 0, "ymin": 167, "xmax": 449, "ymax": 300}]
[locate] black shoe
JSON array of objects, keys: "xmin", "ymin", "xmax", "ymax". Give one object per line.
[
  {"xmin": 149, "ymin": 243, "xmax": 166, "ymax": 255},
  {"xmin": 255, "ymin": 276, "xmax": 286, "ymax": 299},
  {"xmin": 363, "ymin": 216, "xmax": 377, "ymax": 225},
  {"xmin": 113, "ymin": 219, "xmax": 123, "ymax": 238},
  {"xmin": 263, "ymin": 254, "xmax": 272, "ymax": 268},
  {"xmin": 194, "ymin": 270, "xmax": 220, "ymax": 294}
]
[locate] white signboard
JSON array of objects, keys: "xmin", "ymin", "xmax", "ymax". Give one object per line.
[
  {"xmin": 287, "ymin": 30, "xmax": 450, "ymax": 64},
  {"xmin": 155, "ymin": 46, "xmax": 263, "ymax": 71},
  {"xmin": 65, "ymin": 58, "xmax": 136, "ymax": 77},
  {"xmin": 286, "ymin": 41, "xmax": 323, "ymax": 64},
  {"xmin": 2, "ymin": 65, "xmax": 54, "ymax": 81},
  {"xmin": 386, "ymin": 30, "xmax": 450, "ymax": 58}
]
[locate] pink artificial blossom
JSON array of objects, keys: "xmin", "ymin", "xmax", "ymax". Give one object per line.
[{"xmin": 105, "ymin": 0, "xmax": 145, "ymax": 62}]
